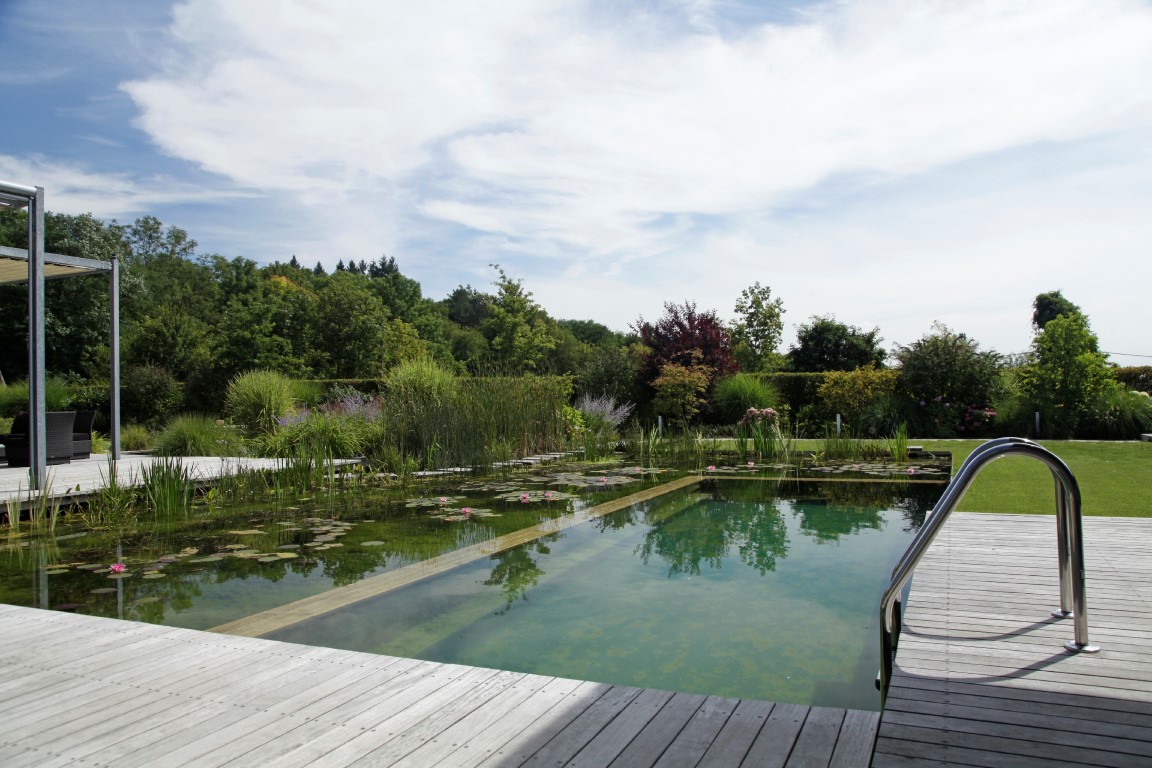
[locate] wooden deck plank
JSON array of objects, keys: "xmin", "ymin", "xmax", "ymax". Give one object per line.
[
  {"xmin": 740, "ymin": 701, "xmax": 808, "ymax": 768},
  {"xmin": 874, "ymin": 513, "xmax": 1152, "ymax": 767},
  {"xmin": 566, "ymin": 687, "xmax": 678, "ymax": 768},
  {"xmin": 651, "ymin": 695, "xmax": 740, "ymax": 768},
  {"xmin": 785, "ymin": 706, "xmax": 845, "ymax": 768},
  {"xmin": 696, "ymin": 698, "xmax": 776, "ymax": 767},
  {"xmin": 608, "ymin": 692, "xmax": 708, "ymax": 768}
]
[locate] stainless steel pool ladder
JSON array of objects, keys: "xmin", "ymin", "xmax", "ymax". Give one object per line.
[{"xmin": 877, "ymin": 437, "xmax": 1100, "ymax": 695}]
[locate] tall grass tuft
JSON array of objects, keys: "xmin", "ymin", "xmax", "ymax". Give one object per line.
[
  {"xmin": 226, "ymin": 369, "xmax": 296, "ymax": 435},
  {"xmin": 0, "ymin": 377, "xmax": 72, "ymax": 417},
  {"xmin": 156, "ymin": 415, "xmax": 245, "ymax": 456},
  {"xmin": 710, "ymin": 374, "xmax": 779, "ymax": 424},
  {"xmin": 119, "ymin": 423, "xmax": 153, "ymax": 451}
]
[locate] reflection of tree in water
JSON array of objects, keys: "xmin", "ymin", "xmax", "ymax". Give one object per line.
[
  {"xmin": 790, "ymin": 500, "xmax": 883, "ymax": 543},
  {"xmin": 788, "ymin": 482, "xmax": 941, "ymax": 541},
  {"xmin": 483, "ymin": 534, "xmax": 558, "ymax": 611},
  {"xmin": 635, "ymin": 500, "xmax": 789, "ymax": 577}
]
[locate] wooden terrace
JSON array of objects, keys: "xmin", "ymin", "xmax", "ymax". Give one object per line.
[{"xmin": 0, "ymin": 491, "xmax": 1149, "ymax": 764}]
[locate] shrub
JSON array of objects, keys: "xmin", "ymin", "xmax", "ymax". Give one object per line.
[
  {"xmin": 155, "ymin": 414, "xmax": 246, "ymax": 456},
  {"xmin": 817, "ymin": 366, "xmax": 897, "ymax": 435},
  {"xmin": 895, "ymin": 324, "xmax": 1002, "ymax": 437},
  {"xmin": 652, "ymin": 360, "xmax": 711, "ymax": 427},
  {"xmin": 1115, "ymin": 366, "xmax": 1152, "ymax": 395},
  {"xmin": 121, "ymin": 365, "xmax": 184, "ymax": 427},
  {"xmin": 119, "ymin": 423, "xmax": 153, "ymax": 451},
  {"xmin": 710, "ymin": 374, "xmax": 779, "ymax": 424},
  {"xmin": 1076, "ymin": 384, "xmax": 1152, "ymax": 440},
  {"xmin": 226, "ymin": 369, "xmax": 296, "ymax": 436}
]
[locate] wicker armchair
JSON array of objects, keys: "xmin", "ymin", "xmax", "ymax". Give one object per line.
[
  {"xmin": 0, "ymin": 411, "xmax": 77, "ymax": 467},
  {"xmin": 73, "ymin": 410, "xmax": 96, "ymax": 459}
]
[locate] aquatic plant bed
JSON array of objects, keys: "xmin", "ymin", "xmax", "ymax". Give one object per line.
[
  {"xmin": 0, "ymin": 464, "xmax": 686, "ymax": 630},
  {"xmin": 265, "ymin": 478, "xmax": 943, "ymax": 710}
]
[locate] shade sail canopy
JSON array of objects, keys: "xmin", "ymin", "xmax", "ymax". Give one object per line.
[{"xmin": 0, "ymin": 245, "xmax": 113, "ymax": 285}]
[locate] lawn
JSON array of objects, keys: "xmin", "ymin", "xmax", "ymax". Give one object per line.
[
  {"xmin": 915, "ymin": 439, "xmax": 1152, "ymax": 517},
  {"xmin": 777, "ymin": 438, "xmax": 1152, "ymax": 517}
]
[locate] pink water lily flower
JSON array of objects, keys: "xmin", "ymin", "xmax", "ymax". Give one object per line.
[
  {"xmin": 706, "ymin": 465, "xmax": 716, "ymax": 472},
  {"xmin": 438, "ymin": 497, "xmax": 449, "ymax": 505},
  {"xmin": 109, "ymin": 563, "xmax": 127, "ymax": 574},
  {"xmin": 461, "ymin": 507, "xmax": 472, "ymax": 517},
  {"xmin": 747, "ymin": 462, "xmax": 755, "ymax": 468}
]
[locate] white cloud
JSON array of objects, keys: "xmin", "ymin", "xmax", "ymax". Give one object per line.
[
  {"xmin": 116, "ymin": 0, "xmax": 1152, "ymax": 354},
  {"xmin": 0, "ymin": 154, "xmax": 255, "ymax": 219}
]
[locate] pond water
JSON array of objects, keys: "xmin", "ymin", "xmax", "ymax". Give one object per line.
[
  {"xmin": 0, "ymin": 466, "xmax": 681, "ymax": 629},
  {"xmin": 0, "ymin": 458, "xmax": 945, "ymax": 709},
  {"xmin": 266, "ymin": 479, "xmax": 940, "ymax": 710}
]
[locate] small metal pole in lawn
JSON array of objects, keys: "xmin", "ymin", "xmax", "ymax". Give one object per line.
[{"xmin": 836, "ymin": 414, "xmax": 842, "ymax": 435}]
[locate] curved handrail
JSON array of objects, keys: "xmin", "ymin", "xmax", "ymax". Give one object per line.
[{"xmin": 878, "ymin": 437, "xmax": 1099, "ymax": 695}]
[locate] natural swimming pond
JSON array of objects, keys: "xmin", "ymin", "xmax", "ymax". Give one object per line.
[
  {"xmin": 0, "ymin": 458, "xmax": 945, "ymax": 710},
  {"xmin": 267, "ymin": 479, "xmax": 940, "ymax": 710}
]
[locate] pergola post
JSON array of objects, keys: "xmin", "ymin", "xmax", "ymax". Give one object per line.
[
  {"xmin": 109, "ymin": 253, "xmax": 121, "ymax": 459},
  {"xmin": 28, "ymin": 186, "xmax": 47, "ymax": 489}
]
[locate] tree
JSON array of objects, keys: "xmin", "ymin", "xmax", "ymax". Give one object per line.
[
  {"xmin": 482, "ymin": 265, "xmax": 555, "ymax": 374},
  {"xmin": 730, "ymin": 282, "xmax": 785, "ymax": 372},
  {"xmin": 633, "ymin": 301, "xmax": 736, "ymax": 393},
  {"xmin": 787, "ymin": 315, "xmax": 885, "ymax": 372},
  {"xmin": 1032, "ymin": 290, "xmax": 1082, "ymax": 333},
  {"xmin": 310, "ymin": 273, "xmax": 390, "ymax": 377},
  {"xmin": 1021, "ymin": 312, "xmax": 1113, "ymax": 437}
]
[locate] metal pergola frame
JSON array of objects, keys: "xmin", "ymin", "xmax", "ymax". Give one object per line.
[{"xmin": 0, "ymin": 180, "xmax": 121, "ymax": 489}]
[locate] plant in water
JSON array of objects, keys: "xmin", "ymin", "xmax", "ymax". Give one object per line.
[
  {"xmin": 887, "ymin": 423, "xmax": 910, "ymax": 463},
  {"xmin": 738, "ymin": 407, "xmax": 789, "ymax": 462},
  {"xmin": 141, "ymin": 457, "xmax": 195, "ymax": 520},
  {"xmin": 226, "ymin": 369, "xmax": 296, "ymax": 436}
]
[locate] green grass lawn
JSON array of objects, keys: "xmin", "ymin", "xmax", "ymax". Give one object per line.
[
  {"xmin": 776, "ymin": 438, "xmax": 1152, "ymax": 517},
  {"xmin": 915, "ymin": 439, "xmax": 1152, "ymax": 517}
]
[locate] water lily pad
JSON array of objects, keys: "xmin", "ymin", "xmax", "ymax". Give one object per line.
[
  {"xmin": 277, "ymin": 544, "xmax": 300, "ymax": 550},
  {"xmin": 276, "ymin": 552, "xmax": 299, "ymax": 559},
  {"xmin": 90, "ymin": 587, "xmax": 117, "ymax": 594},
  {"xmin": 189, "ymin": 556, "xmax": 224, "ymax": 563},
  {"xmin": 223, "ymin": 544, "xmax": 251, "ymax": 550},
  {"xmin": 75, "ymin": 564, "xmax": 106, "ymax": 571},
  {"xmin": 142, "ymin": 573, "xmax": 166, "ymax": 580},
  {"xmin": 258, "ymin": 556, "xmax": 281, "ymax": 563},
  {"xmin": 227, "ymin": 530, "xmax": 265, "ymax": 535},
  {"xmin": 107, "ymin": 573, "xmax": 131, "ymax": 579},
  {"xmin": 45, "ymin": 568, "xmax": 70, "ymax": 575},
  {"xmin": 361, "ymin": 541, "xmax": 386, "ymax": 547}
]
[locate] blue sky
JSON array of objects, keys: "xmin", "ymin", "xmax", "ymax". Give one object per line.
[{"xmin": 3, "ymin": 0, "xmax": 1151, "ymax": 361}]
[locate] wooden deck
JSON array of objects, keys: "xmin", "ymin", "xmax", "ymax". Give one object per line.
[
  {"xmin": 0, "ymin": 453, "xmax": 349, "ymax": 509},
  {"xmin": 873, "ymin": 513, "xmax": 1152, "ymax": 767},
  {"xmin": 0, "ymin": 604, "xmax": 877, "ymax": 767}
]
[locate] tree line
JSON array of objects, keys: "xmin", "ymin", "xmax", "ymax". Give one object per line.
[{"xmin": 0, "ymin": 210, "xmax": 1147, "ymax": 439}]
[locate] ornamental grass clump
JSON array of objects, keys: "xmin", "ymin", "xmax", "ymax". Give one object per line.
[
  {"xmin": 155, "ymin": 414, "xmax": 245, "ymax": 457},
  {"xmin": 226, "ymin": 369, "xmax": 296, "ymax": 436}
]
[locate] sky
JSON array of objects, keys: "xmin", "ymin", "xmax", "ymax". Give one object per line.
[{"xmin": 2, "ymin": 0, "xmax": 1151, "ymax": 362}]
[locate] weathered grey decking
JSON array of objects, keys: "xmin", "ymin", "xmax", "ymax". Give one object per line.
[
  {"xmin": 873, "ymin": 513, "xmax": 1152, "ymax": 767},
  {"xmin": 0, "ymin": 604, "xmax": 877, "ymax": 767},
  {"xmin": 0, "ymin": 454, "xmax": 361, "ymax": 512}
]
